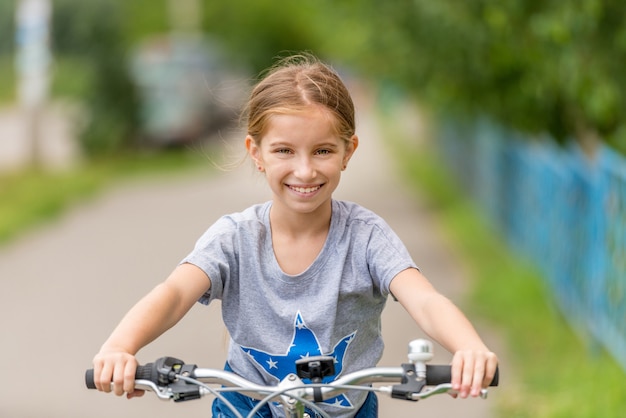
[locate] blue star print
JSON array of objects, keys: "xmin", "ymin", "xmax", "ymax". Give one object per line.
[{"xmin": 241, "ymin": 311, "xmax": 356, "ymax": 409}]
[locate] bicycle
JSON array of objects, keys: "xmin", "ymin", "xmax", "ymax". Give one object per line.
[{"xmin": 86, "ymin": 338, "xmax": 499, "ymax": 418}]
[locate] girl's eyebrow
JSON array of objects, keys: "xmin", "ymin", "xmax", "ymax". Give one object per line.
[{"xmin": 268, "ymin": 140, "xmax": 341, "ymax": 149}]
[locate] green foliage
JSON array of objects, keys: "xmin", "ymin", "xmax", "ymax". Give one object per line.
[
  {"xmin": 52, "ymin": 0, "xmax": 140, "ymax": 156},
  {"xmin": 0, "ymin": 1, "xmax": 15, "ymax": 55},
  {"xmin": 49, "ymin": 56, "xmax": 93, "ymax": 100},
  {"xmin": 344, "ymin": 0, "xmax": 626, "ymax": 153},
  {"xmin": 120, "ymin": 1, "xmax": 169, "ymax": 45},
  {"xmin": 7, "ymin": 0, "xmax": 626, "ymax": 155},
  {"xmin": 201, "ymin": 1, "xmax": 328, "ymax": 74},
  {"xmin": 0, "ymin": 55, "xmax": 15, "ymax": 103}
]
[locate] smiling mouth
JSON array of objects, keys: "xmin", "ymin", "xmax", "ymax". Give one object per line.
[{"xmin": 288, "ymin": 185, "xmax": 322, "ymax": 194}]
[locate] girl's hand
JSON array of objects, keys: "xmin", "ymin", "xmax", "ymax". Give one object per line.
[
  {"xmin": 92, "ymin": 349, "xmax": 144, "ymax": 399},
  {"xmin": 450, "ymin": 350, "xmax": 498, "ymax": 398}
]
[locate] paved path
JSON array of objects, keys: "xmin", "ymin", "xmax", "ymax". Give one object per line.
[{"xmin": 0, "ymin": 92, "xmax": 500, "ymax": 417}]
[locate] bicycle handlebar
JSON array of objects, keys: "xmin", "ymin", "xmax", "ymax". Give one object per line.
[
  {"xmin": 86, "ymin": 363, "xmax": 498, "ymax": 390},
  {"xmin": 86, "ymin": 339, "xmax": 498, "ymax": 417},
  {"xmin": 85, "ymin": 358, "xmax": 499, "ymax": 398}
]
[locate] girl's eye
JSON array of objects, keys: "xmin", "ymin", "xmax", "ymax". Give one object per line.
[
  {"xmin": 316, "ymin": 149, "xmax": 331, "ymax": 155},
  {"xmin": 276, "ymin": 148, "xmax": 292, "ymax": 154}
]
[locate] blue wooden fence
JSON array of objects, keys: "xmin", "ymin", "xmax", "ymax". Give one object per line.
[{"xmin": 437, "ymin": 118, "xmax": 626, "ymax": 371}]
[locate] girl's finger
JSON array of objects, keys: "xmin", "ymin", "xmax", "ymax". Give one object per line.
[
  {"xmin": 471, "ymin": 358, "xmax": 486, "ymax": 397},
  {"xmin": 123, "ymin": 358, "xmax": 137, "ymax": 394},
  {"xmin": 460, "ymin": 355, "xmax": 475, "ymax": 398},
  {"xmin": 482, "ymin": 352, "xmax": 499, "ymax": 387},
  {"xmin": 112, "ymin": 360, "xmax": 127, "ymax": 396},
  {"xmin": 450, "ymin": 352, "xmax": 464, "ymax": 392},
  {"xmin": 98, "ymin": 362, "xmax": 113, "ymax": 393}
]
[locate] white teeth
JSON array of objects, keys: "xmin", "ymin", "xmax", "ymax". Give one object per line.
[{"xmin": 291, "ymin": 186, "xmax": 320, "ymax": 193}]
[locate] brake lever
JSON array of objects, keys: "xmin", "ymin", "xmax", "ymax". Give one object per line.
[
  {"xmin": 133, "ymin": 378, "xmax": 203, "ymax": 402},
  {"xmin": 411, "ymin": 384, "xmax": 488, "ymax": 400},
  {"xmin": 133, "ymin": 379, "xmax": 172, "ymax": 400}
]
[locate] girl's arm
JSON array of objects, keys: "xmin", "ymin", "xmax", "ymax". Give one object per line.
[
  {"xmin": 92, "ymin": 262, "xmax": 210, "ymax": 397},
  {"xmin": 389, "ymin": 267, "xmax": 498, "ymax": 399}
]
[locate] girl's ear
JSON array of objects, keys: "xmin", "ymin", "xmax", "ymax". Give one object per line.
[
  {"xmin": 246, "ymin": 135, "xmax": 264, "ymax": 170},
  {"xmin": 342, "ymin": 135, "xmax": 359, "ymax": 170}
]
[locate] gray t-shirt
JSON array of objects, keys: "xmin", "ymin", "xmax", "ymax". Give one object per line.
[{"xmin": 182, "ymin": 199, "xmax": 418, "ymax": 417}]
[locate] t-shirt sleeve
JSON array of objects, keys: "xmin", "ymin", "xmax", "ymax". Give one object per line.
[
  {"xmin": 366, "ymin": 221, "xmax": 418, "ymax": 297},
  {"xmin": 180, "ymin": 216, "xmax": 237, "ymax": 305}
]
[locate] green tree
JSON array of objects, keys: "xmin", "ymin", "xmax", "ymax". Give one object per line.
[
  {"xmin": 343, "ymin": 0, "xmax": 626, "ymax": 154},
  {"xmin": 201, "ymin": 1, "xmax": 326, "ymax": 73},
  {"xmin": 52, "ymin": 0, "xmax": 140, "ymax": 155}
]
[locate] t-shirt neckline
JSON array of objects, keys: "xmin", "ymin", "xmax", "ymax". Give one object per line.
[{"xmin": 263, "ymin": 200, "xmax": 339, "ymax": 282}]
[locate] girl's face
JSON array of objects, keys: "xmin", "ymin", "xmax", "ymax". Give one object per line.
[{"xmin": 246, "ymin": 106, "xmax": 358, "ymax": 217}]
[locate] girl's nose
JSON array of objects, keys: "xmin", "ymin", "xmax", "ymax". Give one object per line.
[{"xmin": 294, "ymin": 156, "xmax": 317, "ymax": 180}]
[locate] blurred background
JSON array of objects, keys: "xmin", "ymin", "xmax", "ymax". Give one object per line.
[
  {"xmin": 1, "ymin": 1, "xmax": 625, "ymax": 417},
  {"xmin": 2, "ymin": 0, "xmax": 626, "ymax": 163}
]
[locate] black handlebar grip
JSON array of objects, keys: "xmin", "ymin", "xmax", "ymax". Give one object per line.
[
  {"xmin": 425, "ymin": 365, "xmax": 499, "ymax": 386},
  {"xmin": 85, "ymin": 364, "xmax": 156, "ymax": 389},
  {"xmin": 85, "ymin": 369, "xmax": 96, "ymax": 389}
]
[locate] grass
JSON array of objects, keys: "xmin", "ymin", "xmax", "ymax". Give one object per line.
[
  {"xmin": 0, "ymin": 148, "xmax": 212, "ymax": 246},
  {"xmin": 381, "ymin": 105, "xmax": 626, "ymax": 417}
]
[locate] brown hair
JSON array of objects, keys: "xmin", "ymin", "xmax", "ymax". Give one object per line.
[{"xmin": 244, "ymin": 54, "xmax": 355, "ymax": 143}]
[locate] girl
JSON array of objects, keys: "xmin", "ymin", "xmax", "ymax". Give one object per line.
[{"xmin": 92, "ymin": 54, "xmax": 498, "ymax": 417}]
